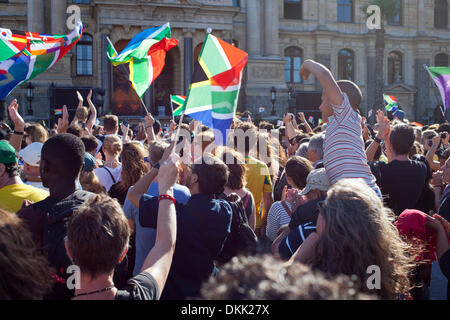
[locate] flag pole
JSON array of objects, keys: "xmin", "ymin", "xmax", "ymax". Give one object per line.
[
  {"xmin": 106, "ymin": 36, "xmax": 150, "ymax": 115},
  {"xmin": 170, "ymin": 98, "xmax": 175, "ymax": 122},
  {"xmin": 424, "ymin": 64, "xmax": 446, "ymax": 121}
]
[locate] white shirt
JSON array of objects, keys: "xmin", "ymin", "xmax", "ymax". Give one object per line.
[{"xmin": 94, "ymin": 164, "xmax": 122, "ymax": 192}]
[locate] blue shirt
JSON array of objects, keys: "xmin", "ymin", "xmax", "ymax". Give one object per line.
[
  {"xmin": 139, "ymin": 193, "xmax": 232, "ymax": 300},
  {"xmin": 123, "ymin": 183, "xmax": 190, "ymax": 276}
]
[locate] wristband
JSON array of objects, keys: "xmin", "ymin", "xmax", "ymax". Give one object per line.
[
  {"xmin": 13, "ymin": 130, "xmax": 24, "ymax": 135},
  {"xmin": 152, "ymin": 162, "xmax": 160, "ymax": 170},
  {"xmin": 158, "ymin": 194, "xmax": 175, "ymax": 204},
  {"xmin": 374, "ymin": 136, "xmax": 382, "ymax": 144}
]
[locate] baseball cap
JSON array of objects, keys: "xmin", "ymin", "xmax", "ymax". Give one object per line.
[
  {"xmin": 299, "ymin": 168, "xmax": 331, "ymax": 196},
  {"xmin": 18, "ymin": 142, "xmax": 43, "ymax": 167},
  {"xmin": 0, "ymin": 140, "xmax": 17, "ymax": 164},
  {"xmin": 83, "ymin": 152, "xmax": 96, "ymax": 172}
]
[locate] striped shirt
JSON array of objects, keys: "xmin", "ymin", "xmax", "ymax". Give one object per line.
[
  {"xmin": 265, "ymin": 201, "xmax": 292, "ymax": 242},
  {"xmin": 279, "ymin": 222, "xmax": 317, "ymax": 260},
  {"xmin": 323, "ymin": 93, "xmax": 380, "ymax": 194}
]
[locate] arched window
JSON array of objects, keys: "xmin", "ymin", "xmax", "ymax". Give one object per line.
[
  {"xmin": 284, "ymin": 0, "xmax": 302, "ymax": 20},
  {"xmin": 435, "ymin": 0, "xmax": 449, "ymax": 29},
  {"xmin": 388, "ymin": 51, "xmax": 403, "ymax": 84},
  {"xmin": 387, "ymin": 0, "xmax": 403, "ymax": 26},
  {"xmin": 284, "ymin": 47, "xmax": 303, "ymax": 84},
  {"xmin": 436, "ymin": 53, "xmax": 449, "ymax": 67},
  {"xmin": 338, "ymin": 49, "xmax": 354, "ymax": 81},
  {"xmin": 76, "ymin": 34, "xmax": 93, "ymax": 76},
  {"xmin": 337, "ymin": 0, "xmax": 353, "ymax": 23}
]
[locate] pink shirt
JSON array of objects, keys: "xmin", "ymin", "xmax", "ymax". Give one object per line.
[{"xmin": 323, "ymin": 93, "xmax": 380, "ymax": 194}]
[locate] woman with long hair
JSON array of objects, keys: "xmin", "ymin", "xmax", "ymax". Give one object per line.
[
  {"xmin": 109, "ymin": 142, "xmax": 148, "ymax": 205},
  {"xmin": 290, "ymin": 178, "xmax": 416, "ymax": 300},
  {"xmin": 94, "ymin": 135, "xmax": 123, "ymax": 192}
]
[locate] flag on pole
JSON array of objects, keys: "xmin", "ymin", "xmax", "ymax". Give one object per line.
[
  {"xmin": 308, "ymin": 116, "xmax": 314, "ymax": 124},
  {"xmin": 54, "ymin": 108, "xmax": 62, "ymax": 115},
  {"xmin": 107, "ymin": 23, "xmax": 178, "ymax": 98},
  {"xmin": 426, "ymin": 66, "xmax": 450, "ymax": 110},
  {"xmin": 0, "ymin": 28, "xmax": 28, "ymax": 61},
  {"xmin": 318, "ymin": 118, "xmax": 323, "ymax": 125},
  {"xmin": 384, "ymin": 94, "xmax": 399, "ymax": 112},
  {"xmin": 183, "ymin": 33, "xmax": 248, "ymax": 145},
  {"xmin": 0, "ymin": 21, "xmax": 84, "ymax": 100},
  {"xmin": 170, "ymin": 95, "xmax": 186, "ymax": 117}
]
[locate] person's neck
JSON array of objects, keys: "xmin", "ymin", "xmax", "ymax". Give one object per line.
[
  {"xmin": 25, "ymin": 175, "xmax": 42, "ymax": 183},
  {"xmin": 0, "ymin": 176, "xmax": 23, "ymax": 189},
  {"xmin": 104, "ymin": 131, "xmax": 116, "ymax": 136},
  {"xmin": 73, "ymin": 272, "xmax": 116, "ymax": 300},
  {"xmin": 390, "ymin": 154, "xmax": 409, "ymax": 162},
  {"xmin": 104, "ymin": 155, "xmax": 119, "ymax": 167},
  {"xmin": 49, "ymin": 181, "xmax": 77, "ymax": 200}
]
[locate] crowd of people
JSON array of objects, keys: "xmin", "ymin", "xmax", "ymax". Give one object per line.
[{"xmin": 0, "ymin": 60, "xmax": 449, "ymax": 300}]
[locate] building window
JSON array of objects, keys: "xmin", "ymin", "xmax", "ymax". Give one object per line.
[
  {"xmin": 388, "ymin": 51, "xmax": 403, "ymax": 84},
  {"xmin": 77, "ymin": 34, "xmax": 93, "ymax": 76},
  {"xmin": 387, "ymin": 0, "xmax": 403, "ymax": 26},
  {"xmin": 284, "ymin": 47, "xmax": 303, "ymax": 83},
  {"xmin": 436, "ymin": 53, "xmax": 449, "ymax": 67},
  {"xmin": 284, "ymin": 0, "xmax": 302, "ymax": 20},
  {"xmin": 232, "ymin": 0, "xmax": 240, "ymax": 6},
  {"xmin": 338, "ymin": 49, "xmax": 354, "ymax": 81},
  {"xmin": 73, "ymin": 0, "xmax": 90, "ymax": 3},
  {"xmin": 337, "ymin": 0, "xmax": 353, "ymax": 23},
  {"xmin": 434, "ymin": 0, "xmax": 448, "ymax": 29}
]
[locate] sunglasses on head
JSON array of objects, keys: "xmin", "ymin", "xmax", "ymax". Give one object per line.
[{"xmin": 316, "ymin": 200, "xmax": 326, "ymax": 214}]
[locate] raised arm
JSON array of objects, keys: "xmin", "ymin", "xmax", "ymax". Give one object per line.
[
  {"xmin": 7, "ymin": 99, "xmax": 25, "ymax": 153},
  {"xmin": 56, "ymin": 105, "xmax": 69, "ymax": 134},
  {"xmin": 299, "ymin": 60, "xmax": 344, "ymax": 107},
  {"xmin": 145, "ymin": 113, "xmax": 156, "ymax": 143},
  {"xmin": 127, "ymin": 141, "xmax": 175, "ymax": 208},
  {"xmin": 426, "ymin": 134, "xmax": 443, "ymax": 172},
  {"xmin": 366, "ymin": 110, "xmax": 389, "ymax": 162},
  {"xmin": 140, "ymin": 153, "xmax": 179, "ymax": 299},
  {"xmin": 283, "ymin": 113, "xmax": 296, "ymax": 140},
  {"xmin": 85, "ymin": 90, "xmax": 97, "ymax": 134},
  {"xmin": 298, "ymin": 112, "xmax": 312, "ymax": 134}
]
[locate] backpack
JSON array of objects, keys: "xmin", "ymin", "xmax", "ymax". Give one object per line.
[
  {"xmin": 216, "ymin": 193, "xmax": 259, "ymax": 264},
  {"xmin": 35, "ymin": 190, "xmax": 93, "ymax": 300}
]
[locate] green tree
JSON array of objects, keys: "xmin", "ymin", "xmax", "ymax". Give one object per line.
[{"xmin": 363, "ymin": 0, "xmax": 400, "ymax": 122}]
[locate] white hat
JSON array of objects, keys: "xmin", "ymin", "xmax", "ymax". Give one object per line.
[
  {"xmin": 299, "ymin": 168, "xmax": 330, "ymax": 196},
  {"xmin": 19, "ymin": 142, "xmax": 43, "ymax": 167}
]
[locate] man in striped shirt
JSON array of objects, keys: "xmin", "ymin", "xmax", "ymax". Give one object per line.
[{"xmin": 299, "ymin": 60, "xmax": 381, "ymax": 196}]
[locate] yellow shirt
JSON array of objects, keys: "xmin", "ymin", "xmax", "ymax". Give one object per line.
[
  {"xmin": 0, "ymin": 184, "xmax": 49, "ymax": 213},
  {"xmin": 245, "ymin": 156, "xmax": 273, "ymax": 229}
]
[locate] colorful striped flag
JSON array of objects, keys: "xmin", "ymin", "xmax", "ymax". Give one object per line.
[
  {"xmin": 54, "ymin": 109, "xmax": 62, "ymax": 115},
  {"xmin": 0, "ymin": 28, "xmax": 27, "ymax": 61},
  {"xmin": 318, "ymin": 118, "xmax": 323, "ymax": 125},
  {"xmin": 107, "ymin": 23, "xmax": 178, "ymax": 98},
  {"xmin": 411, "ymin": 122, "xmax": 424, "ymax": 128},
  {"xmin": 308, "ymin": 116, "xmax": 314, "ymax": 124},
  {"xmin": 384, "ymin": 94, "xmax": 399, "ymax": 112},
  {"xmin": 426, "ymin": 66, "xmax": 450, "ymax": 110},
  {"xmin": 183, "ymin": 33, "xmax": 248, "ymax": 145},
  {"xmin": 0, "ymin": 21, "xmax": 84, "ymax": 100},
  {"xmin": 170, "ymin": 95, "xmax": 186, "ymax": 117}
]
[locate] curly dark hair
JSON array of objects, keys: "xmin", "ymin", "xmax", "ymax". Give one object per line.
[{"xmin": 200, "ymin": 255, "xmax": 376, "ymax": 300}]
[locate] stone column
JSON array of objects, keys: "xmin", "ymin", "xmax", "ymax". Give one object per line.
[
  {"xmin": 101, "ymin": 34, "xmax": 111, "ymax": 114},
  {"xmin": 184, "ymin": 35, "xmax": 193, "ymax": 95},
  {"xmin": 264, "ymin": 0, "xmax": 279, "ymax": 57},
  {"xmin": 246, "ymin": 0, "xmax": 261, "ymax": 57},
  {"xmin": 27, "ymin": 0, "xmax": 46, "ymax": 33},
  {"xmin": 51, "ymin": 0, "xmax": 67, "ymax": 34},
  {"xmin": 318, "ymin": 0, "xmax": 327, "ymax": 29},
  {"xmin": 417, "ymin": 0, "xmax": 425, "ymax": 35}
]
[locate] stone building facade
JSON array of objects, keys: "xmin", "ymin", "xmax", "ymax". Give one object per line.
[{"xmin": 1, "ymin": 0, "xmax": 450, "ymax": 123}]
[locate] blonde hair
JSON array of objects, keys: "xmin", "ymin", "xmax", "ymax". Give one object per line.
[
  {"xmin": 80, "ymin": 171, "xmax": 107, "ymax": 194},
  {"xmin": 76, "ymin": 107, "xmax": 89, "ymax": 122},
  {"xmin": 311, "ymin": 179, "xmax": 416, "ymax": 300},
  {"xmin": 25, "ymin": 124, "xmax": 48, "ymax": 143},
  {"xmin": 103, "ymin": 135, "xmax": 122, "ymax": 157}
]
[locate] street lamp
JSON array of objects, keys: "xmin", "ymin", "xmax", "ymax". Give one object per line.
[
  {"xmin": 26, "ymin": 82, "xmax": 34, "ymax": 116},
  {"xmin": 270, "ymin": 87, "xmax": 276, "ymax": 116}
]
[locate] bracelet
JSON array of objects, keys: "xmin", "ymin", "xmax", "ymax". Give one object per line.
[
  {"xmin": 374, "ymin": 136, "xmax": 382, "ymax": 144},
  {"xmin": 13, "ymin": 130, "xmax": 24, "ymax": 135},
  {"xmin": 158, "ymin": 194, "xmax": 175, "ymax": 204}
]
